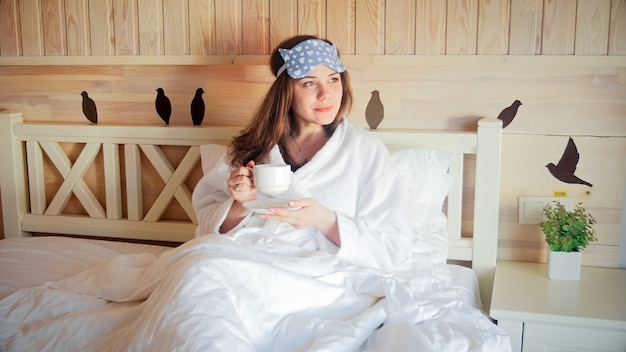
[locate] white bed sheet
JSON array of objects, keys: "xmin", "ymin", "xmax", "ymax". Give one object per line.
[
  {"xmin": 0, "ymin": 236, "xmax": 169, "ymax": 300},
  {"xmin": 0, "ymin": 236, "xmax": 480, "ymax": 307}
]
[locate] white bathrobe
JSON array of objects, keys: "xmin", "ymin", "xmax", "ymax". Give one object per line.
[{"xmin": 192, "ymin": 119, "xmax": 415, "ymax": 271}]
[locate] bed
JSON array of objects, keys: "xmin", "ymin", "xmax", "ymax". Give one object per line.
[{"xmin": 0, "ymin": 110, "xmax": 509, "ymax": 351}]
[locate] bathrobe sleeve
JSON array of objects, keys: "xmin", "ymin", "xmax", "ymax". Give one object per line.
[{"xmin": 192, "ymin": 148, "xmax": 247, "ymax": 236}]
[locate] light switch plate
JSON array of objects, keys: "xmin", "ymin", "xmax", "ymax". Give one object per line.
[{"xmin": 519, "ymin": 197, "xmax": 574, "ymax": 224}]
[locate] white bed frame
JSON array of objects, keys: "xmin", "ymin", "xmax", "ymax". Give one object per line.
[{"xmin": 0, "ymin": 110, "xmax": 502, "ymax": 311}]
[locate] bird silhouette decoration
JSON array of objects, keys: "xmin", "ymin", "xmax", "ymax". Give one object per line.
[
  {"xmin": 190, "ymin": 88, "xmax": 205, "ymax": 126},
  {"xmin": 546, "ymin": 137, "xmax": 593, "ymax": 187},
  {"xmin": 80, "ymin": 91, "xmax": 98, "ymax": 124},
  {"xmin": 497, "ymin": 99, "xmax": 522, "ymax": 128},
  {"xmin": 155, "ymin": 88, "xmax": 172, "ymax": 125},
  {"xmin": 365, "ymin": 90, "xmax": 384, "ymax": 130}
]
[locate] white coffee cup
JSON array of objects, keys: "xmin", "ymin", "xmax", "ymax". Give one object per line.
[{"xmin": 252, "ymin": 164, "xmax": 291, "ymax": 195}]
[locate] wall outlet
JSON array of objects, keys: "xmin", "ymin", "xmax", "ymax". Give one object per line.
[{"xmin": 518, "ymin": 197, "xmax": 574, "ymax": 224}]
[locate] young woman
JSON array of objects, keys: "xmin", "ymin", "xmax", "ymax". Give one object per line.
[{"xmin": 192, "ymin": 35, "xmax": 413, "ymax": 270}]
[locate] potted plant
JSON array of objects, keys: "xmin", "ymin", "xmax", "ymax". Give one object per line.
[{"xmin": 540, "ymin": 201, "xmax": 597, "ymax": 280}]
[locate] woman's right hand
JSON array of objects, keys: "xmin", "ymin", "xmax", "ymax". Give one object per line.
[
  {"xmin": 228, "ymin": 160, "xmax": 257, "ymax": 203},
  {"xmin": 220, "ymin": 160, "xmax": 257, "ymax": 233}
]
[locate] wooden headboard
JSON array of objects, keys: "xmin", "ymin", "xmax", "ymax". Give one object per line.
[{"xmin": 0, "ymin": 110, "xmax": 502, "ymax": 310}]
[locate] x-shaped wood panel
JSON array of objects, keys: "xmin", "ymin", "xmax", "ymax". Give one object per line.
[
  {"xmin": 39, "ymin": 141, "xmax": 106, "ymax": 218},
  {"xmin": 139, "ymin": 145, "xmax": 199, "ymax": 224}
]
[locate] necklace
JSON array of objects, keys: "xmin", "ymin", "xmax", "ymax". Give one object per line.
[{"xmin": 291, "ymin": 133, "xmax": 325, "ymax": 153}]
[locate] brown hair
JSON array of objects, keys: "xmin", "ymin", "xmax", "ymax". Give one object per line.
[{"xmin": 228, "ymin": 35, "xmax": 353, "ymax": 167}]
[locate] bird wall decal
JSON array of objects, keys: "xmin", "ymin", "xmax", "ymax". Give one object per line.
[
  {"xmin": 497, "ymin": 99, "xmax": 522, "ymax": 128},
  {"xmin": 546, "ymin": 137, "xmax": 593, "ymax": 187},
  {"xmin": 365, "ymin": 90, "xmax": 384, "ymax": 130},
  {"xmin": 190, "ymin": 88, "xmax": 205, "ymax": 126},
  {"xmin": 155, "ymin": 88, "xmax": 172, "ymax": 125},
  {"xmin": 80, "ymin": 91, "xmax": 98, "ymax": 124}
]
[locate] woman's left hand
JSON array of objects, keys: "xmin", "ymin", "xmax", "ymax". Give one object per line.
[{"xmin": 260, "ymin": 198, "xmax": 340, "ymax": 245}]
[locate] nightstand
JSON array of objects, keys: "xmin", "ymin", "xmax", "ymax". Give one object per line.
[{"xmin": 490, "ymin": 261, "xmax": 626, "ymax": 352}]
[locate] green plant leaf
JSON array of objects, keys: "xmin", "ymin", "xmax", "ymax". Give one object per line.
[{"xmin": 540, "ymin": 201, "xmax": 597, "ymax": 252}]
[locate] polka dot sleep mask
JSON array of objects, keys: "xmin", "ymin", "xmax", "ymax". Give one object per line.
[{"xmin": 277, "ymin": 39, "xmax": 346, "ymax": 79}]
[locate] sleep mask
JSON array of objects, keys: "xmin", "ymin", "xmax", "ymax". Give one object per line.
[{"xmin": 277, "ymin": 39, "xmax": 346, "ymax": 79}]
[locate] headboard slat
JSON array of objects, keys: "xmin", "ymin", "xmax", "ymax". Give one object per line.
[
  {"xmin": 470, "ymin": 117, "xmax": 503, "ymax": 312},
  {"xmin": 26, "ymin": 141, "xmax": 46, "ymax": 215},
  {"xmin": 125, "ymin": 144, "xmax": 144, "ymax": 221},
  {"xmin": 21, "ymin": 214, "xmax": 197, "ymax": 241},
  {"xmin": 447, "ymin": 153, "xmax": 464, "ymax": 241},
  {"xmin": 448, "ymin": 238, "xmax": 473, "ymax": 261},
  {"xmin": 103, "ymin": 143, "xmax": 123, "ymax": 220}
]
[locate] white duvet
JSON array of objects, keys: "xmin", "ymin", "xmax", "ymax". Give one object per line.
[{"xmin": 0, "ymin": 231, "xmax": 510, "ymax": 352}]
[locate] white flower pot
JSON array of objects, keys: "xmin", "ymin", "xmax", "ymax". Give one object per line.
[{"xmin": 547, "ymin": 250, "xmax": 581, "ymax": 280}]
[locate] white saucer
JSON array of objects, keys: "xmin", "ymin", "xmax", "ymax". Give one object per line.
[{"xmin": 243, "ymin": 199, "xmax": 301, "ymax": 214}]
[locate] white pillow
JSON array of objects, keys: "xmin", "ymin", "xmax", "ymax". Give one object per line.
[
  {"xmin": 391, "ymin": 147, "xmax": 453, "ymax": 210},
  {"xmin": 200, "ymin": 144, "xmax": 228, "ymax": 175},
  {"xmin": 391, "ymin": 148, "xmax": 454, "ymax": 265}
]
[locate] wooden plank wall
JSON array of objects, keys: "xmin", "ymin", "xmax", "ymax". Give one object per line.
[
  {"xmin": 0, "ymin": 0, "xmax": 625, "ymax": 268},
  {"xmin": 1, "ymin": 0, "xmax": 625, "ymax": 56}
]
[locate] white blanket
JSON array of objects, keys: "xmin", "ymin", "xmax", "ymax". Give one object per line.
[{"xmin": 0, "ymin": 232, "xmax": 510, "ymax": 352}]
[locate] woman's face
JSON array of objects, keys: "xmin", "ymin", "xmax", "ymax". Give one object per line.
[{"xmin": 290, "ymin": 64, "xmax": 343, "ymax": 129}]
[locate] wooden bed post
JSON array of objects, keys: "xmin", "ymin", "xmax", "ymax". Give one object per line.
[
  {"xmin": 472, "ymin": 117, "xmax": 503, "ymax": 313},
  {"xmin": 0, "ymin": 111, "xmax": 29, "ymax": 238}
]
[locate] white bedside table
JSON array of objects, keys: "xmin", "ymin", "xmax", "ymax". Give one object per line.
[{"xmin": 489, "ymin": 261, "xmax": 626, "ymax": 352}]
